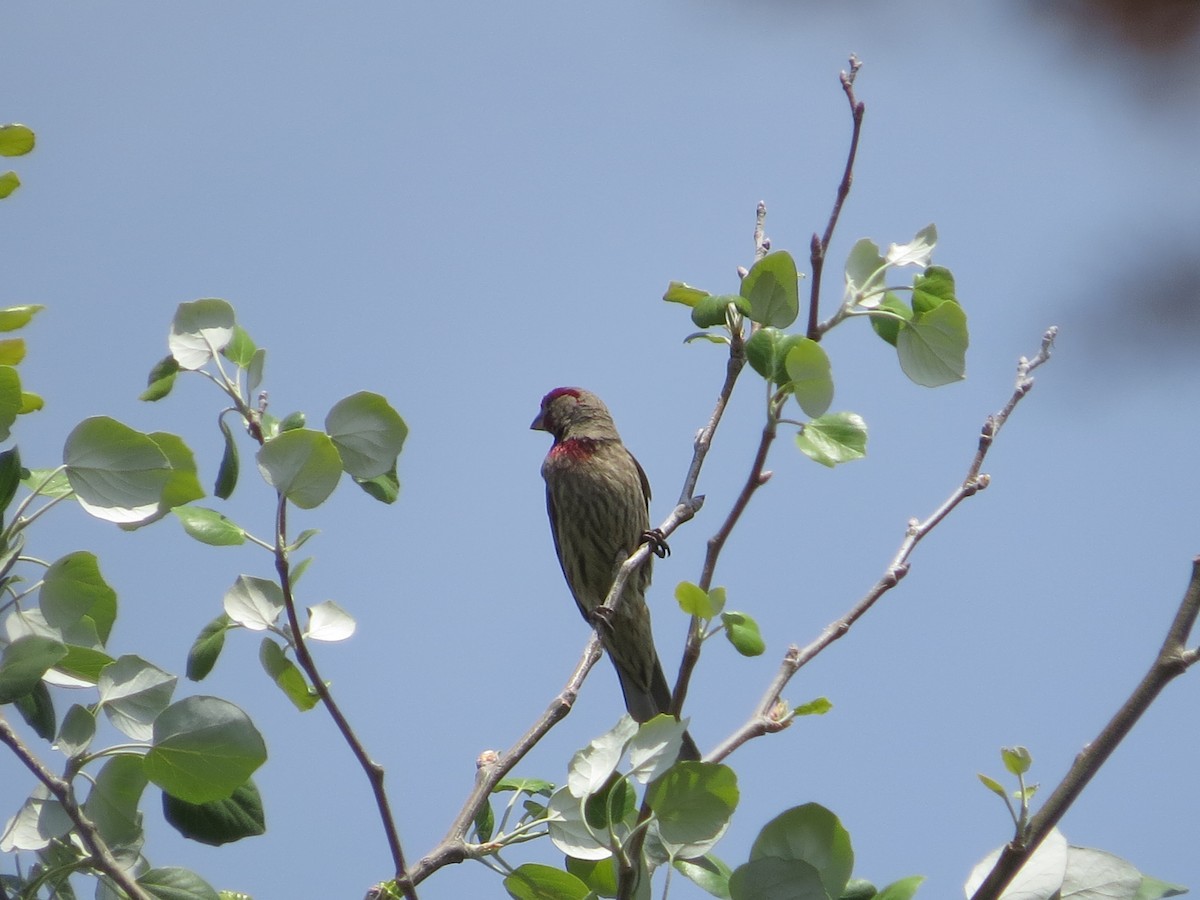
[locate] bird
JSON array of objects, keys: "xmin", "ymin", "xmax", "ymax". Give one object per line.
[{"xmin": 532, "ymin": 387, "xmax": 700, "ymax": 761}]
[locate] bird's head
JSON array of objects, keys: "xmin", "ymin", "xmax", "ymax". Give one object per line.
[{"xmin": 531, "ymin": 387, "xmax": 620, "ymax": 442}]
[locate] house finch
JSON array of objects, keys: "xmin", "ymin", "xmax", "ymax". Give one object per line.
[{"xmin": 532, "ymin": 387, "xmax": 700, "ymax": 761}]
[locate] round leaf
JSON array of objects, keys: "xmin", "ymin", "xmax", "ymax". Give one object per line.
[
  {"xmin": 39, "ymin": 551, "xmax": 117, "ymax": 644},
  {"xmin": 722, "ymin": 611, "xmax": 765, "ymax": 657},
  {"xmin": 0, "ymin": 635, "xmax": 67, "ymax": 703},
  {"xmin": 504, "ymin": 864, "xmax": 591, "ymax": 900},
  {"xmin": 223, "ymin": 575, "xmax": 284, "ymax": 631},
  {"xmin": 324, "ymin": 391, "xmax": 408, "ymax": 479},
  {"xmin": 741, "ymin": 251, "xmax": 800, "ymax": 327},
  {"xmin": 256, "ymin": 429, "xmax": 342, "ymax": 508},
  {"xmin": 305, "ymin": 600, "xmax": 356, "ymax": 642},
  {"xmin": 749, "ymin": 803, "xmax": 853, "ymax": 900},
  {"xmin": 169, "ymin": 298, "xmax": 236, "ymax": 370},
  {"xmin": 646, "ymin": 761, "xmax": 738, "ymax": 851},
  {"xmin": 97, "ymin": 655, "xmax": 178, "ymax": 741},
  {"xmin": 796, "ymin": 413, "xmax": 867, "ymax": 468},
  {"xmin": 0, "ymin": 124, "xmax": 35, "ymax": 157},
  {"xmin": 63, "ymin": 417, "xmax": 171, "ymax": 524},
  {"xmin": 145, "ymin": 696, "xmax": 267, "ymax": 804},
  {"xmin": 162, "ymin": 778, "xmax": 266, "ymax": 847},
  {"xmin": 895, "ymin": 300, "xmax": 968, "ymax": 387},
  {"xmin": 175, "ymin": 506, "xmax": 247, "ymax": 546}
]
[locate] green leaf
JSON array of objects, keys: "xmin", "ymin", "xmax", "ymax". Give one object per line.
[
  {"xmin": 793, "ymin": 697, "xmax": 832, "ymax": 717},
  {"xmin": 13, "ymin": 680, "xmax": 56, "ymax": 741},
  {"xmin": 247, "ymin": 347, "xmax": 266, "ymax": 395},
  {"xmin": 663, "ymin": 281, "xmax": 711, "ymax": 308},
  {"xmin": 629, "ymin": 714, "xmax": 694, "ymax": 785},
  {"xmin": 169, "ymin": 299, "xmax": 236, "ymax": 370},
  {"xmin": 325, "ymin": 391, "xmax": 408, "ymax": 479},
  {"xmin": 741, "ymin": 251, "xmax": 800, "ymax": 328},
  {"xmin": 0, "ymin": 365, "xmax": 22, "ymax": 441},
  {"xmin": 692, "ymin": 294, "xmax": 750, "ymax": 329},
  {"xmin": 140, "ymin": 355, "xmax": 181, "ymax": 402},
  {"xmin": 1001, "ymin": 745, "xmax": 1032, "ymax": 776},
  {"xmin": 223, "ymin": 575, "xmax": 284, "ymax": 631},
  {"xmin": 0, "ymin": 338, "xmax": 26, "ymax": 365},
  {"xmin": 504, "ymin": 864, "xmax": 591, "ymax": 900},
  {"xmin": 977, "ymin": 773, "xmax": 1006, "ymax": 797},
  {"xmin": 22, "ymin": 466, "xmax": 73, "ymax": 498},
  {"xmin": 214, "ymin": 414, "xmax": 239, "ymax": 500},
  {"xmin": 675, "ymin": 581, "xmax": 712, "ymax": 617},
  {"xmin": 684, "ymin": 331, "xmax": 730, "ymax": 345},
  {"xmin": 187, "ymin": 614, "xmax": 233, "ymax": 681},
  {"xmin": 0, "ymin": 171, "xmax": 19, "ymax": 198},
  {"xmin": 473, "ymin": 799, "xmax": 495, "ymax": 842},
  {"xmin": 63, "ymin": 417, "xmax": 172, "ymax": 524},
  {"xmin": 162, "ymin": 778, "xmax": 265, "ymax": 846},
  {"xmin": 749, "ymin": 803, "xmax": 854, "ymax": 900},
  {"xmin": 56, "ymin": 703, "xmax": 97, "ymax": 756},
  {"xmin": 40, "ymin": 551, "xmax": 118, "ymax": 644},
  {"xmin": 868, "ymin": 294, "xmax": 912, "ymax": 347},
  {"xmin": 256, "ymin": 428, "xmax": 342, "ymax": 508},
  {"xmin": 796, "ymin": 412, "xmax": 867, "ymax": 468},
  {"xmin": 911, "ymin": 266, "xmax": 956, "ymax": 313},
  {"xmin": 83, "ymin": 754, "xmax": 149, "ymax": 849},
  {"xmin": 98, "ymin": 655, "xmax": 178, "ymax": 741},
  {"xmin": 784, "ymin": 339, "xmax": 834, "ymax": 418},
  {"xmin": 55, "ymin": 644, "xmax": 116, "ymax": 685},
  {"xmin": 843, "ymin": 239, "xmax": 887, "ymax": 308},
  {"xmin": 745, "ymin": 327, "xmax": 782, "ymax": 381},
  {"xmin": 1135, "ymin": 874, "xmax": 1190, "ymax": 900},
  {"xmin": 354, "ymin": 461, "xmax": 401, "ymax": 504},
  {"xmin": 137, "ymin": 867, "xmax": 220, "ymax": 900},
  {"xmin": 0, "ymin": 124, "xmax": 35, "ymax": 157},
  {"xmin": 646, "ymin": 762, "xmax": 739, "ymax": 854},
  {"xmin": 841, "ymin": 878, "xmax": 877, "ymax": 900},
  {"xmin": 874, "ymin": 875, "xmax": 925, "ymax": 900},
  {"xmin": 1, "ymin": 790, "xmax": 72, "ymax": 851},
  {"xmin": 259, "ymin": 638, "xmax": 319, "ymax": 711},
  {"xmin": 175, "ymin": 507, "xmax": 246, "ymax": 546},
  {"xmin": 567, "ymin": 715, "xmax": 638, "ymax": 799},
  {"xmin": 145, "ymin": 696, "xmax": 267, "ymax": 804},
  {"xmin": 0, "ymin": 305, "xmax": 44, "ymax": 332},
  {"xmin": 221, "ymin": 325, "xmax": 257, "ymax": 367},
  {"xmin": 0, "ymin": 445, "xmax": 23, "ymax": 519},
  {"xmin": 722, "ymin": 611, "xmax": 765, "ymax": 657},
  {"xmin": 279, "ymin": 411, "xmax": 306, "ymax": 432},
  {"xmin": 0, "ymin": 635, "xmax": 67, "ymax": 702},
  {"xmin": 122, "ymin": 431, "xmax": 205, "ymax": 529},
  {"xmin": 675, "ymin": 854, "xmax": 733, "ymax": 899},
  {"xmin": 895, "ymin": 300, "xmax": 968, "ymax": 387},
  {"xmin": 566, "ymin": 856, "xmax": 619, "ymax": 898},
  {"xmin": 18, "ymin": 391, "xmax": 42, "ymax": 414},
  {"xmin": 729, "ymin": 857, "xmax": 827, "ymax": 900}
]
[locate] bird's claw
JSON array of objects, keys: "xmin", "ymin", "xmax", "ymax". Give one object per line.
[
  {"xmin": 590, "ymin": 606, "xmax": 616, "ymax": 637},
  {"xmin": 640, "ymin": 528, "xmax": 670, "ymax": 558}
]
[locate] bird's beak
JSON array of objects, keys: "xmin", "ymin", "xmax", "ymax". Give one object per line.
[{"xmin": 530, "ymin": 411, "xmax": 546, "ymax": 431}]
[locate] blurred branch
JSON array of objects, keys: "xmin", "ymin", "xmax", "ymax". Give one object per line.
[
  {"xmin": 708, "ymin": 326, "xmax": 1058, "ymax": 761},
  {"xmin": 807, "ymin": 55, "xmax": 865, "ymax": 341},
  {"xmin": 969, "ymin": 552, "xmax": 1200, "ymax": 900},
  {"xmin": 0, "ymin": 715, "xmax": 153, "ymax": 900}
]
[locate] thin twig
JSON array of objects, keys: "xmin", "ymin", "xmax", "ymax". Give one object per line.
[
  {"xmin": 272, "ymin": 498, "xmax": 417, "ymax": 900},
  {"xmin": 969, "ymin": 553, "xmax": 1200, "ymax": 900},
  {"xmin": 707, "ymin": 327, "xmax": 1057, "ymax": 761},
  {"xmin": 0, "ymin": 715, "xmax": 153, "ymax": 900},
  {"xmin": 807, "ymin": 55, "xmax": 864, "ymax": 341}
]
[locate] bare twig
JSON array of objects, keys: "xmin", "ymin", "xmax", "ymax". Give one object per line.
[
  {"xmin": 707, "ymin": 327, "xmax": 1058, "ymax": 761},
  {"xmin": 272, "ymin": 499, "xmax": 417, "ymax": 900},
  {"xmin": 969, "ymin": 552, "xmax": 1200, "ymax": 900},
  {"xmin": 807, "ymin": 55, "xmax": 865, "ymax": 341},
  {"xmin": 0, "ymin": 715, "xmax": 153, "ymax": 900}
]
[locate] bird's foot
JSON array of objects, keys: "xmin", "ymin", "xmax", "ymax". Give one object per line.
[
  {"xmin": 589, "ymin": 606, "xmax": 617, "ymax": 637},
  {"xmin": 640, "ymin": 528, "xmax": 670, "ymax": 558}
]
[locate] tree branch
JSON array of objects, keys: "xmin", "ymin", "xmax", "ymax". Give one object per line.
[
  {"xmin": 969, "ymin": 553, "xmax": 1200, "ymax": 900},
  {"xmin": 707, "ymin": 326, "xmax": 1058, "ymax": 761},
  {"xmin": 271, "ymin": 498, "xmax": 416, "ymax": 900},
  {"xmin": 807, "ymin": 55, "xmax": 865, "ymax": 341},
  {"xmin": 0, "ymin": 714, "xmax": 153, "ymax": 900}
]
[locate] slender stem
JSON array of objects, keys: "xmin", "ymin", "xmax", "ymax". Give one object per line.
[
  {"xmin": 969, "ymin": 556, "xmax": 1200, "ymax": 900},
  {"xmin": 807, "ymin": 56, "xmax": 864, "ymax": 341},
  {"xmin": 271, "ymin": 497, "xmax": 417, "ymax": 900},
  {"xmin": 707, "ymin": 327, "xmax": 1057, "ymax": 761},
  {"xmin": 0, "ymin": 714, "xmax": 153, "ymax": 900}
]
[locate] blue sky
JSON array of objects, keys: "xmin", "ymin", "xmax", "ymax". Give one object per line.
[{"xmin": 2, "ymin": 3, "xmax": 1199, "ymax": 898}]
